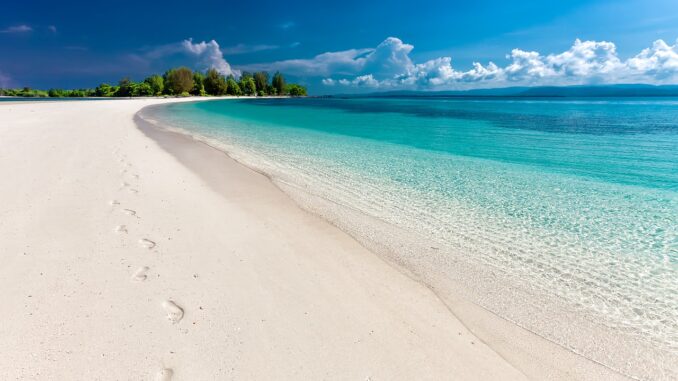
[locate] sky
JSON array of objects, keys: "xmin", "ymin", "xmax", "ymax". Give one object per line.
[{"xmin": 1, "ymin": 0, "xmax": 678, "ymax": 94}]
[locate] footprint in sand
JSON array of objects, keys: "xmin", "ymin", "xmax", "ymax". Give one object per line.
[
  {"xmin": 128, "ymin": 188, "xmax": 139, "ymax": 194},
  {"xmin": 115, "ymin": 225, "xmax": 128, "ymax": 234},
  {"xmin": 139, "ymin": 238, "xmax": 156, "ymax": 249},
  {"xmin": 156, "ymin": 368, "xmax": 173, "ymax": 381},
  {"xmin": 110, "ymin": 200, "xmax": 120, "ymax": 206},
  {"xmin": 131, "ymin": 266, "xmax": 149, "ymax": 282},
  {"xmin": 162, "ymin": 300, "xmax": 184, "ymax": 324},
  {"xmin": 123, "ymin": 209, "xmax": 137, "ymax": 217},
  {"xmin": 120, "ymin": 182, "xmax": 130, "ymax": 190}
]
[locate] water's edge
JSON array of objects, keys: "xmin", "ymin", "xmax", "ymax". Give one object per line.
[{"xmin": 135, "ymin": 103, "xmax": 671, "ymax": 380}]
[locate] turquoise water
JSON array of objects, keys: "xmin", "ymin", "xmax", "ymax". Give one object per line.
[{"xmin": 144, "ymin": 97, "xmax": 678, "ymax": 378}]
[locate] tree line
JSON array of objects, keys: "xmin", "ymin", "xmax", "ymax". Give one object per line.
[{"xmin": 0, "ymin": 67, "xmax": 307, "ymax": 98}]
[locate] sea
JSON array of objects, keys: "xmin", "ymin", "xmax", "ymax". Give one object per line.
[{"xmin": 141, "ymin": 96, "xmax": 678, "ymax": 379}]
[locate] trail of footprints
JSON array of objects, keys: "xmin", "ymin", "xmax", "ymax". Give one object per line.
[{"xmin": 112, "ymin": 151, "xmax": 182, "ymax": 379}]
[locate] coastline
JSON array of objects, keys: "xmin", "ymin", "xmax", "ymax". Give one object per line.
[
  {"xmin": 0, "ymin": 98, "xmax": 527, "ymax": 379},
  {"xmin": 136, "ymin": 101, "xmax": 639, "ymax": 380}
]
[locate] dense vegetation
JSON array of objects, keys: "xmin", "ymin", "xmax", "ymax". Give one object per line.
[{"xmin": 0, "ymin": 67, "xmax": 307, "ymax": 98}]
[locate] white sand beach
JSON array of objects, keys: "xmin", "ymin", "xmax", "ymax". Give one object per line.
[{"xmin": 0, "ymin": 99, "xmax": 627, "ymax": 380}]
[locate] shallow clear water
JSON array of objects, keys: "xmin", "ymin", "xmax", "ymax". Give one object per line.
[{"xmin": 145, "ymin": 97, "xmax": 678, "ymax": 378}]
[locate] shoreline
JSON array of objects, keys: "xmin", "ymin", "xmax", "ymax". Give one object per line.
[
  {"xmin": 1, "ymin": 98, "xmax": 527, "ymax": 379},
  {"xmin": 136, "ymin": 101, "xmax": 637, "ymax": 380}
]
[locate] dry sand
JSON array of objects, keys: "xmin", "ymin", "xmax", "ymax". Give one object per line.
[{"xmin": 0, "ymin": 98, "xmax": 626, "ymax": 380}]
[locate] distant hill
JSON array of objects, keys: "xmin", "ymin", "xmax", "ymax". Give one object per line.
[{"xmin": 338, "ymin": 84, "xmax": 678, "ymax": 98}]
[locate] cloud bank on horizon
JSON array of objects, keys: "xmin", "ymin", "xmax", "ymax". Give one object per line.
[{"xmin": 310, "ymin": 37, "xmax": 678, "ymax": 90}]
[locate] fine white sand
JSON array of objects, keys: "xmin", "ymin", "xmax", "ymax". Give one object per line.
[{"xmin": 0, "ymin": 98, "xmax": 625, "ymax": 380}]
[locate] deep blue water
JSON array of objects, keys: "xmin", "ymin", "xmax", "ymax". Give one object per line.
[{"xmin": 195, "ymin": 97, "xmax": 678, "ymax": 189}]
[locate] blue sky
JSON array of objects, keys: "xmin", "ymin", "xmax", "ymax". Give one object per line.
[{"xmin": 2, "ymin": 0, "xmax": 678, "ymax": 93}]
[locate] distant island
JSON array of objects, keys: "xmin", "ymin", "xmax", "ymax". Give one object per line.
[
  {"xmin": 337, "ymin": 84, "xmax": 678, "ymax": 98},
  {"xmin": 0, "ymin": 67, "xmax": 307, "ymax": 98}
]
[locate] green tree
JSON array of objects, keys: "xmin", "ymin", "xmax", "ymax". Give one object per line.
[
  {"xmin": 192, "ymin": 71, "xmax": 206, "ymax": 95},
  {"xmin": 226, "ymin": 78, "xmax": 241, "ymax": 95},
  {"xmin": 164, "ymin": 67, "xmax": 194, "ymax": 95},
  {"xmin": 286, "ymin": 84, "xmax": 307, "ymax": 96},
  {"xmin": 69, "ymin": 89, "xmax": 87, "ymax": 97},
  {"xmin": 48, "ymin": 88, "xmax": 65, "ymax": 97},
  {"xmin": 204, "ymin": 68, "xmax": 227, "ymax": 95},
  {"xmin": 115, "ymin": 78, "xmax": 136, "ymax": 97},
  {"xmin": 238, "ymin": 72, "xmax": 253, "ymax": 93},
  {"xmin": 253, "ymin": 72, "xmax": 269, "ymax": 95},
  {"xmin": 1, "ymin": 68, "xmax": 306, "ymax": 98},
  {"xmin": 144, "ymin": 75, "xmax": 164, "ymax": 95},
  {"xmin": 95, "ymin": 83, "xmax": 114, "ymax": 97},
  {"xmin": 20, "ymin": 87, "xmax": 48, "ymax": 97},
  {"xmin": 271, "ymin": 72, "xmax": 285, "ymax": 95},
  {"xmin": 134, "ymin": 82, "xmax": 154, "ymax": 96},
  {"xmin": 240, "ymin": 76, "xmax": 256, "ymax": 95}
]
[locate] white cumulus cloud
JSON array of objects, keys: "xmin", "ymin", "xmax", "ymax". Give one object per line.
[
  {"xmin": 502, "ymin": 49, "xmax": 556, "ymax": 82},
  {"xmin": 626, "ymin": 39, "xmax": 678, "ymax": 80},
  {"xmin": 361, "ymin": 37, "xmax": 415, "ymax": 77},
  {"xmin": 180, "ymin": 39, "xmax": 237, "ymax": 76},
  {"xmin": 139, "ymin": 38, "xmax": 238, "ymax": 77},
  {"xmin": 241, "ymin": 37, "xmax": 416, "ymax": 78},
  {"xmin": 243, "ymin": 48, "xmax": 373, "ymax": 77},
  {"xmin": 335, "ymin": 74, "xmax": 381, "ymax": 87},
  {"xmin": 319, "ymin": 37, "xmax": 678, "ymax": 89}
]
